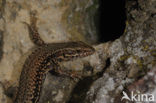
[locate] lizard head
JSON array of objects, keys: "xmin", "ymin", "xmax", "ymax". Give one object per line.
[
  {"xmin": 65, "ymin": 41, "xmax": 95, "ymax": 58},
  {"xmin": 50, "ymin": 41, "xmax": 95, "ymax": 61}
]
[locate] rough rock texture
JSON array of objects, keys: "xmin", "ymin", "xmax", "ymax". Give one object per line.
[
  {"xmin": 38, "ymin": 43, "xmax": 109, "ymax": 103},
  {"xmin": 0, "ymin": 0, "xmax": 103, "ymax": 103},
  {"xmin": 127, "ymin": 66, "xmax": 156, "ymax": 102},
  {"xmin": 0, "ymin": 30, "xmax": 3, "ymax": 61},
  {"xmin": 85, "ymin": 0, "xmax": 156, "ymax": 103},
  {"xmin": 0, "ymin": 0, "xmax": 156, "ymax": 103},
  {"xmin": 0, "ymin": 83, "xmax": 7, "ymax": 103}
]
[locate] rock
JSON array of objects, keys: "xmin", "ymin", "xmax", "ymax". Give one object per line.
[
  {"xmin": 0, "ymin": 30, "xmax": 3, "ymax": 61},
  {"xmin": 39, "ymin": 43, "xmax": 109, "ymax": 103},
  {"xmin": 85, "ymin": 0, "xmax": 156, "ymax": 103},
  {"xmin": 0, "ymin": 0, "xmax": 155, "ymax": 103},
  {"xmin": 0, "ymin": 0, "xmax": 103, "ymax": 103},
  {"xmin": 0, "ymin": 83, "xmax": 10, "ymax": 103}
]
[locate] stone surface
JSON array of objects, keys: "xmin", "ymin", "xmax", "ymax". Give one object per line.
[
  {"xmin": 0, "ymin": 83, "xmax": 7, "ymax": 103},
  {"xmin": 84, "ymin": 0, "xmax": 156, "ymax": 103},
  {"xmin": 127, "ymin": 66, "xmax": 156, "ymax": 103},
  {"xmin": 39, "ymin": 43, "xmax": 109, "ymax": 103},
  {"xmin": 0, "ymin": 0, "xmax": 102, "ymax": 103},
  {"xmin": 0, "ymin": 0, "xmax": 156, "ymax": 103},
  {"xmin": 0, "ymin": 30, "xmax": 3, "ymax": 61}
]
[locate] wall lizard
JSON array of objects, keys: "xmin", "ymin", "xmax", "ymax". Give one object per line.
[{"xmin": 14, "ymin": 11, "xmax": 95, "ymax": 103}]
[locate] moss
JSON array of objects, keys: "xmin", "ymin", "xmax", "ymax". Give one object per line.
[
  {"xmin": 119, "ymin": 55, "xmax": 129, "ymax": 61},
  {"xmin": 150, "ymin": 49, "xmax": 156, "ymax": 65},
  {"xmin": 132, "ymin": 56, "xmax": 143, "ymax": 69},
  {"xmin": 143, "ymin": 44, "xmax": 149, "ymax": 51},
  {"xmin": 136, "ymin": 58, "xmax": 143, "ymax": 69},
  {"xmin": 123, "ymin": 21, "xmax": 129, "ymax": 33},
  {"xmin": 150, "ymin": 49, "xmax": 156, "ymax": 56}
]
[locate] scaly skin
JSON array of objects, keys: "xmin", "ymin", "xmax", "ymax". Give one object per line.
[{"xmin": 14, "ymin": 11, "xmax": 95, "ymax": 103}]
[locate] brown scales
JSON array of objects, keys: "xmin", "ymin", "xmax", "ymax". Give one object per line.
[{"xmin": 14, "ymin": 10, "xmax": 95, "ymax": 103}]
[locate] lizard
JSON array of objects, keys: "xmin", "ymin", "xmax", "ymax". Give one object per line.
[{"xmin": 14, "ymin": 11, "xmax": 95, "ymax": 103}]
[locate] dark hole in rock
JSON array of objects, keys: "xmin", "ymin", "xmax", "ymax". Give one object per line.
[
  {"xmin": 67, "ymin": 58, "xmax": 111, "ymax": 103},
  {"xmin": 67, "ymin": 76, "xmax": 94, "ymax": 103},
  {"xmin": 95, "ymin": 0, "xmax": 126, "ymax": 42}
]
